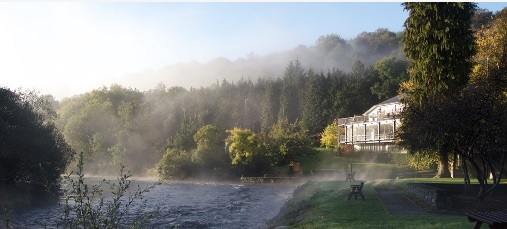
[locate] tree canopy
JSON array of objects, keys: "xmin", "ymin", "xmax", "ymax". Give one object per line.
[
  {"xmin": 399, "ymin": 2, "xmax": 477, "ymax": 178},
  {"xmin": 0, "ymin": 88, "xmax": 73, "ymax": 194}
]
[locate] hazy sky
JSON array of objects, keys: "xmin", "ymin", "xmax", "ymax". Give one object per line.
[{"xmin": 1, "ymin": 2, "xmax": 506, "ymax": 99}]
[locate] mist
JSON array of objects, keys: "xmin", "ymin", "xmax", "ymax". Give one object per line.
[{"xmin": 115, "ymin": 29, "xmax": 404, "ymax": 93}]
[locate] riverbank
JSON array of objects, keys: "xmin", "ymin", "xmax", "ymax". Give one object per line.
[{"xmin": 266, "ymin": 179, "xmax": 472, "ymax": 229}]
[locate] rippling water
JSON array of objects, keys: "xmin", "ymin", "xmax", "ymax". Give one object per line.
[{"xmin": 8, "ymin": 179, "xmax": 296, "ymax": 229}]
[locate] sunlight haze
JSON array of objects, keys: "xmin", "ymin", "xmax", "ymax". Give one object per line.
[{"xmin": 1, "ymin": 2, "xmax": 506, "ymax": 99}]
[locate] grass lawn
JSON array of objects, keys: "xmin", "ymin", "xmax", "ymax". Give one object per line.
[
  {"xmin": 272, "ymin": 180, "xmax": 471, "ymax": 229},
  {"xmin": 298, "ymin": 148, "xmax": 414, "ymax": 180},
  {"xmin": 268, "ymin": 149, "xmax": 478, "ymax": 229}
]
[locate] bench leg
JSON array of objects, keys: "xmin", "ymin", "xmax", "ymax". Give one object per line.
[
  {"xmin": 472, "ymin": 221, "xmax": 482, "ymax": 229},
  {"xmin": 360, "ymin": 192, "xmax": 365, "ymax": 201}
]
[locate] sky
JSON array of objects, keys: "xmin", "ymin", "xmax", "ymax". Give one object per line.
[{"xmin": 1, "ymin": 2, "xmax": 506, "ymax": 100}]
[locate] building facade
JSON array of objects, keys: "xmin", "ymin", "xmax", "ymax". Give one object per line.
[{"xmin": 338, "ymin": 95, "xmax": 406, "ymax": 153}]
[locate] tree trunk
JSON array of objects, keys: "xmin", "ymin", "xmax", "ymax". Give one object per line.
[
  {"xmin": 451, "ymin": 151, "xmax": 457, "ymax": 178},
  {"xmin": 434, "ymin": 148, "xmax": 451, "ymax": 178}
]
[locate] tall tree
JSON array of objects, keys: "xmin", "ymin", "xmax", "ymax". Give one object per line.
[
  {"xmin": 370, "ymin": 56, "xmax": 409, "ymax": 100},
  {"xmin": 260, "ymin": 79, "xmax": 281, "ymax": 135},
  {"xmin": 335, "ymin": 61, "xmax": 380, "ymax": 118},
  {"xmin": 192, "ymin": 124, "xmax": 229, "ymax": 174},
  {"xmin": 0, "ymin": 88, "xmax": 73, "ymax": 196},
  {"xmin": 402, "ymin": 2, "xmax": 476, "ymax": 101},
  {"xmin": 301, "ymin": 69, "xmax": 328, "ymax": 137},
  {"xmin": 472, "ymin": 8, "xmax": 494, "ymax": 31},
  {"xmin": 225, "ymin": 128, "xmax": 269, "ymax": 176},
  {"xmin": 265, "ymin": 118, "xmax": 315, "ymax": 166},
  {"xmin": 279, "ymin": 59, "xmax": 306, "ymax": 123},
  {"xmin": 400, "ymin": 2, "xmax": 477, "ymax": 178},
  {"xmin": 353, "ymin": 28, "xmax": 403, "ymax": 66}
]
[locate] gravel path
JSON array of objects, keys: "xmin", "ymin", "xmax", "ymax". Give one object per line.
[{"xmin": 376, "ymin": 189, "xmax": 428, "ymax": 214}]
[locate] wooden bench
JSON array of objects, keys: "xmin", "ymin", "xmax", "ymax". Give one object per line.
[
  {"xmin": 466, "ymin": 211, "xmax": 507, "ymax": 229},
  {"xmin": 347, "ymin": 181, "xmax": 365, "ymax": 201},
  {"xmin": 345, "ymin": 168, "xmax": 355, "ymax": 182}
]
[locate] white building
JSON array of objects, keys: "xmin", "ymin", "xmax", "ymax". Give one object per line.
[{"xmin": 338, "ymin": 95, "xmax": 406, "ymax": 153}]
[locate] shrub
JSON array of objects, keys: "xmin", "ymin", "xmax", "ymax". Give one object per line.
[
  {"xmin": 407, "ymin": 152, "xmax": 439, "ymax": 171},
  {"xmin": 157, "ymin": 148, "xmax": 194, "ymax": 180},
  {"xmin": 59, "ymin": 152, "xmax": 160, "ymax": 228}
]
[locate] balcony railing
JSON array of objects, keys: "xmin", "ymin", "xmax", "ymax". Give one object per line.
[
  {"xmin": 339, "ymin": 133, "xmax": 395, "ymax": 144},
  {"xmin": 338, "ymin": 112, "xmax": 400, "ymax": 125}
]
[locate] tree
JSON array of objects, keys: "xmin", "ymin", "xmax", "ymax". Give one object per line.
[
  {"xmin": 353, "ymin": 28, "xmax": 403, "ymax": 67},
  {"xmin": 225, "ymin": 128, "xmax": 268, "ymax": 175},
  {"xmin": 279, "ymin": 59, "xmax": 306, "ymax": 123},
  {"xmin": 335, "ymin": 61, "xmax": 380, "ymax": 117},
  {"xmin": 157, "ymin": 148, "xmax": 193, "ymax": 179},
  {"xmin": 370, "ymin": 56, "xmax": 409, "ymax": 100},
  {"xmin": 0, "ymin": 88, "xmax": 73, "ymax": 197},
  {"xmin": 400, "ymin": 2, "xmax": 477, "ymax": 178},
  {"xmin": 226, "ymin": 128, "xmax": 263, "ymax": 165},
  {"xmin": 451, "ymin": 7, "xmax": 507, "ymax": 199},
  {"xmin": 315, "ymin": 34, "xmax": 356, "ymax": 71},
  {"xmin": 265, "ymin": 118, "xmax": 316, "ymax": 166},
  {"xmin": 472, "ymin": 8, "xmax": 494, "ymax": 31},
  {"xmin": 320, "ymin": 121, "xmax": 339, "ymax": 150},
  {"xmin": 402, "ymin": 2, "xmax": 476, "ymax": 101},
  {"xmin": 192, "ymin": 124, "xmax": 230, "ymax": 176},
  {"xmin": 300, "ymin": 70, "xmax": 329, "ymax": 137},
  {"xmin": 260, "ymin": 79, "xmax": 281, "ymax": 135}
]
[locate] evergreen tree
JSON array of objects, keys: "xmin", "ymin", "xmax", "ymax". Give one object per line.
[
  {"xmin": 301, "ymin": 69, "xmax": 328, "ymax": 137},
  {"xmin": 399, "ymin": 2, "xmax": 477, "ymax": 178},
  {"xmin": 279, "ymin": 59, "xmax": 306, "ymax": 123}
]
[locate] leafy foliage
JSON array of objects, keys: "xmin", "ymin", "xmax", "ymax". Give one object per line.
[
  {"xmin": 157, "ymin": 149, "xmax": 193, "ymax": 180},
  {"xmin": 266, "ymin": 118, "xmax": 316, "ymax": 166},
  {"xmin": 192, "ymin": 125, "xmax": 230, "ymax": 174},
  {"xmin": 320, "ymin": 121, "xmax": 338, "ymax": 149},
  {"xmin": 300, "ymin": 70, "xmax": 330, "ymax": 137},
  {"xmin": 51, "ymin": 27, "xmax": 410, "ymax": 178},
  {"xmin": 0, "ymin": 87, "xmax": 73, "ymax": 195},
  {"xmin": 370, "ymin": 56, "xmax": 409, "ymax": 100},
  {"xmin": 400, "ymin": 2, "xmax": 477, "ymax": 179},
  {"xmin": 402, "ymin": 2, "xmax": 476, "ymax": 101},
  {"xmin": 60, "ymin": 152, "xmax": 160, "ymax": 228},
  {"xmin": 226, "ymin": 128, "xmax": 264, "ymax": 165}
]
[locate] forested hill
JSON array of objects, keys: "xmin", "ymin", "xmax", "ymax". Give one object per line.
[
  {"xmin": 118, "ymin": 29, "xmax": 405, "ymax": 93},
  {"xmin": 43, "ymin": 28, "xmax": 410, "ymax": 176}
]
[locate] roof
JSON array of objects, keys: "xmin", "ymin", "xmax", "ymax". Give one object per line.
[
  {"xmin": 378, "ymin": 95, "xmax": 401, "ymax": 105},
  {"xmin": 363, "ymin": 94, "xmax": 404, "ymax": 115}
]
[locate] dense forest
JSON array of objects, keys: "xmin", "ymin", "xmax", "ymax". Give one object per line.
[
  {"xmin": 1, "ymin": 5, "xmax": 500, "ymax": 195},
  {"xmin": 52, "ymin": 28, "xmax": 409, "ymax": 178}
]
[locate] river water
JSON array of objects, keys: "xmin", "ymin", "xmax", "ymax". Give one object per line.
[{"xmin": 8, "ymin": 179, "xmax": 297, "ymax": 229}]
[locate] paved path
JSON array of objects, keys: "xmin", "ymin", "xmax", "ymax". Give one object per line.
[{"xmin": 376, "ymin": 189, "xmax": 427, "ymax": 214}]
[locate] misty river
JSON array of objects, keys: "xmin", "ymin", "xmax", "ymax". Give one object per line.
[{"xmin": 8, "ymin": 179, "xmax": 297, "ymax": 229}]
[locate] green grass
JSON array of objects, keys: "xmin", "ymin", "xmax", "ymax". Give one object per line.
[
  {"xmin": 269, "ymin": 149, "xmax": 481, "ymax": 229},
  {"xmin": 273, "ymin": 180, "xmax": 471, "ymax": 229},
  {"xmin": 298, "ymin": 148, "xmax": 414, "ymax": 180}
]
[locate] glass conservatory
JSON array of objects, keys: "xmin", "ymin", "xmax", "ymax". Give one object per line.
[{"xmin": 338, "ymin": 95, "xmax": 406, "ymax": 153}]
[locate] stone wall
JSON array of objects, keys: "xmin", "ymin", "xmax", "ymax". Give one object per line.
[{"xmin": 407, "ymin": 183, "xmax": 453, "ymax": 210}]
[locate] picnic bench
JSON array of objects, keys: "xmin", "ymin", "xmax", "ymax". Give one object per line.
[
  {"xmin": 347, "ymin": 181, "xmax": 365, "ymax": 201},
  {"xmin": 466, "ymin": 211, "xmax": 507, "ymax": 229},
  {"xmin": 345, "ymin": 166, "xmax": 355, "ymax": 182}
]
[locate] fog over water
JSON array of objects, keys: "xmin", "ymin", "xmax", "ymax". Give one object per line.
[{"xmin": 9, "ymin": 179, "xmax": 297, "ymax": 229}]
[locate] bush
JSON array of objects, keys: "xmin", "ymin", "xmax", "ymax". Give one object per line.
[
  {"xmin": 59, "ymin": 152, "xmax": 160, "ymax": 228},
  {"xmin": 407, "ymin": 152, "xmax": 439, "ymax": 171},
  {"xmin": 157, "ymin": 148, "xmax": 194, "ymax": 179}
]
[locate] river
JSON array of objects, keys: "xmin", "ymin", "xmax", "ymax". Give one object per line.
[{"xmin": 7, "ymin": 179, "xmax": 298, "ymax": 229}]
